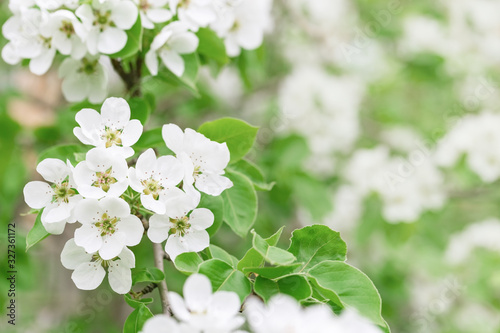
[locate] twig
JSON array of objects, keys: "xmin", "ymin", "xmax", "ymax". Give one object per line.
[
  {"xmin": 111, "ymin": 58, "xmax": 143, "ymax": 97},
  {"xmin": 153, "ymin": 242, "xmax": 170, "ymax": 315}
]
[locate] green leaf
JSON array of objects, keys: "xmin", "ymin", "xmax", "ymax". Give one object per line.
[
  {"xmin": 37, "ymin": 144, "xmax": 88, "ymax": 165},
  {"xmin": 26, "ymin": 210, "xmax": 49, "ymax": 252},
  {"xmin": 196, "ymin": 28, "xmax": 228, "ymax": 65},
  {"xmin": 243, "ymin": 264, "xmax": 302, "ymax": 279},
  {"xmin": 124, "ymin": 294, "xmax": 154, "ymax": 309},
  {"xmin": 198, "ymin": 118, "xmax": 258, "ymax": 164},
  {"xmin": 288, "ymin": 225, "xmax": 347, "ymax": 272},
  {"xmin": 198, "ymin": 259, "xmax": 252, "ymax": 302},
  {"xmin": 237, "ymin": 227, "xmax": 285, "ymax": 271},
  {"xmin": 132, "ymin": 267, "xmax": 165, "ymax": 285},
  {"xmin": 110, "ymin": 14, "xmax": 142, "ymax": 59},
  {"xmin": 123, "ymin": 304, "xmax": 153, "ymax": 333},
  {"xmin": 157, "ymin": 53, "xmax": 200, "ymax": 96},
  {"xmin": 229, "ymin": 159, "xmax": 274, "ymax": 191},
  {"xmin": 254, "ymin": 274, "xmax": 312, "ymax": 302},
  {"xmin": 174, "ymin": 252, "xmax": 203, "ymax": 274},
  {"xmin": 199, "ymin": 194, "xmax": 224, "ymax": 237},
  {"xmin": 221, "ymin": 170, "xmax": 258, "ymax": 237},
  {"xmin": 128, "ymin": 97, "xmax": 151, "ymax": 125},
  {"xmin": 133, "ymin": 128, "xmax": 163, "ymax": 150},
  {"xmin": 291, "ymin": 173, "xmax": 333, "ymax": 220},
  {"xmin": 308, "ymin": 261, "xmax": 386, "ymax": 327},
  {"xmin": 252, "ymin": 230, "xmax": 296, "ymax": 266},
  {"xmin": 209, "ymin": 245, "xmax": 239, "ymax": 268}
]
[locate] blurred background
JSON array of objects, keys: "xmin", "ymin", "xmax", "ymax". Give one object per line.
[{"xmin": 2, "ymin": 0, "xmax": 500, "ymax": 332}]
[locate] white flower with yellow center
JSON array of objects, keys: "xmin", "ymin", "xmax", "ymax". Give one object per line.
[
  {"xmin": 73, "ymin": 97, "xmax": 143, "ymax": 157},
  {"xmin": 128, "ymin": 148, "xmax": 185, "ymax": 214},
  {"xmin": 76, "ymin": 0, "xmax": 139, "ymax": 55},
  {"xmin": 162, "ymin": 123, "xmax": 233, "ymax": 196},
  {"xmin": 61, "ymin": 238, "xmax": 135, "ymax": 294},
  {"xmin": 74, "ymin": 197, "xmax": 144, "ymax": 260},
  {"xmin": 43, "ymin": 9, "xmax": 87, "ymax": 59},
  {"xmin": 23, "ymin": 158, "xmax": 82, "ymax": 235},
  {"xmin": 148, "ymin": 187, "xmax": 213, "ymax": 260},
  {"xmin": 74, "ymin": 148, "xmax": 129, "ymax": 199}
]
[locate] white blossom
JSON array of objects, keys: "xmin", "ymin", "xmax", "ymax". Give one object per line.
[
  {"xmin": 140, "ymin": 316, "xmax": 184, "ymax": 333},
  {"xmin": 59, "ymin": 55, "xmax": 109, "ymax": 103},
  {"xmin": 1, "ymin": 8, "xmax": 57, "ymax": 75},
  {"xmin": 245, "ymin": 295, "xmax": 381, "ymax": 333},
  {"xmin": 23, "ymin": 158, "xmax": 82, "ymax": 234},
  {"xmin": 162, "ymin": 123, "xmax": 233, "ymax": 196},
  {"xmin": 76, "ymin": 0, "xmax": 139, "ymax": 55},
  {"xmin": 148, "ymin": 188, "xmax": 213, "ymax": 260},
  {"xmin": 43, "ymin": 9, "xmax": 87, "ymax": 59},
  {"xmin": 145, "ymin": 22, "xmax": 199, "ymax": 77},
  {"xmin": 169, "ymin": 0, "xmax": 217, "ymax": 32},
  {"xmin": 73, "ymin": 97, "xmax": 143, "ymax": 157},
  {"xmin": 73, "ymin": 197, "xmax": 144, "ymax": 260},
  {"xmin": 128, "ymin": 148, "xmax": 185, "ymax": 214},
  {"xmin": 211, "ymin": 0, "xmax": 272, "ymax": 57},
  {"xmin": 73, "ymin": 148, "xmax": 129, "ymax": 199},
  {"xmin": 168, "ymin": 273, "xmax": 245, "ymax": 332},
  {"xmin": 134, "ymin": 0, "xmax": 173, "ymax": 29},
  {"xmin": 61, "ymin": 238, "xmax": 135, "ymax": 294}
]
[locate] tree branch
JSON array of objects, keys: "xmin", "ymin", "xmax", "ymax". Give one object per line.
[
  {"xmin": 111, "ymin": 58, "xmax": 143, "ymax": 97},
  {"xmin": 153, "ymin": 242, "xmax": 170, "ymax": 315}
]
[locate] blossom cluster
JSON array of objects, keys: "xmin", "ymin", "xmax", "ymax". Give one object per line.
[
  {"xmin": 2, "ymin": 0, "xmax": 273, "ymax": 103},
  {"xmin": 140, "ymin": 274, "xmax": 382, "ymax": 333},
  {"xmin": 23, "ymin": 97, "xmax": 233, "ymax": 293}
]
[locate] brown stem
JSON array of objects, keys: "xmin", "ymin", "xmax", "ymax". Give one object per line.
[
  {"xmin": 111, "ymin": 58, "xmax": 143, "ymax": 97},
  {"xmin": 153, "ymin": 242, "xmax": 170, "ymax": 315}
]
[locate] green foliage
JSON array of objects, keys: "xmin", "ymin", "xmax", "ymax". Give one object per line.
[
  {"xmin": 254, "ymin": 274, "xmax": 312, "ymax": 302},
  {"xmin": 157, "ymin": 53, "xmax": 200, "ymax": 96},
  {"xmin": 26, "ymin": 210, "xmax": 49, "ymax": 252},
  {"xmin": 221, "ymin": 170, "xmax": 258, "ymax": 237},
  {"xmin": 132, "ymin": 267, "xmax": 166, "ymax": 285},
  {"xmin": 198, "ymin": 118, "xmax": 259, "ymax": 164},
  {"xmin": 288, "ymin": 225, "xmax": 347, "ymax": 272},
  {"xmin": 251, "ymin": 230, "xmax": 296, "ymax": 265},
  {"xmin": 196, "ymin": 28, "xmax": 228, "ymax": 66},
  {"xmin": 128, "ymin": 96, "xmax": 152, "ymax": 125},
  {"xmin": 199, "ymin": 194, "xmax": 224, "ymax": 236},
  {"xmin": 198, "ymin": 259, "xmax": 252, "ymax": 302},
  {"xmin": 124, "ymin": 294, "xmax": 154, "ymax": 309},
  {"xmin": 37, "ymin": 144, "xmax": 88, "ymax": 165},
  {"xmin": 229, "ymin": 159, "xmax": 275, "ymax": 191},
  {"xmin": 123, "ymin": 304, "xmax": 153, "ymax": 333},
  {"xmin": 174, "ymin": 252, "xmax": 203, "ymax": 274}
]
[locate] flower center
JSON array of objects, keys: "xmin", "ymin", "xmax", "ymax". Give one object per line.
[
  {"xmin": 193, "ymin": 165, "xmax": 202, "ymax": 180},
  {"xmin": 51, "ymin": 177, "xmax": 76, "ymax": 203},
  {"xmin": 102, "ymin": 127, "xmax": 123, "ymax": 148},
  {"xmin": 170, "ymin": 216, "xmax": 191, "ymax": 237},
  {"xmin": 139, "ymin": 0, "xmax": 150, "ymax": 10},
  {"xmin": 94, "ymin": 213, "xmax": 120, "ymax": 237},
  {"xmin": 40, "ymin": 35, "xmax": 52, "ymax": 48},
  {"xmin": 60, "ymin": 20, "xmax": 75, "ymax": 38},
  {"xmin": 178, "ymin": 0, "xmax": 191, "ymax": 8},
  {"xmin": 91, "ymin": 253, "xmax": 119, "ymax": 268},
  {"xmin": 141, "ymin": 178, "xmax": 164, "ymax": 199},
  {"xmin": 79, "ymin": 57, "xmax": 99, "ymax": 75},
  {"xmin": 93, "ymin": 10, "xmax": 115, "ymax": 31},
  {"xmin": 92, "ymin": 167, "xmax": 118, "ymax": 192}
]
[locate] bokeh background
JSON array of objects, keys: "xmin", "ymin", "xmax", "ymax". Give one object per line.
[{"xmin": 1, "ymin": 0, "xmax": 500, "ymax": 332}]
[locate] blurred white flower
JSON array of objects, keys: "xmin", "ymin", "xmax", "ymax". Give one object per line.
[
  {"xmin": 244, "ymin": 295, "xmax": 381, "ymax": 333},
  {"xmin": 76, "ymin": 0, "xmax": 138, "ymax": 54},
  {"xmin": 73, "ymin": 97, "xmax": 144, "ymax": 157},
  {"xmin": 61, "ymin": 238, "xmax": 135, "ymax": 294},
  {"xmin": 74, "ymin": 197, "xmax": 143, "ymax": 260},
  {"xmin": 445, "ymin": 218, "xmax": 500, "ymax": 265},
  {"xmin": 168, "ymin": 273, "xmax": 245, "ymax": 332},
  {"xmin": 145, "ymin": 22, "xmax": 199, "ymax": 77},
  {"xmin": 211, "ymin": 0, "xmax": 273, "ymax": 57},
  {"xmin": 435, "ymin": 112, "xmax": 500, "ymax": 183},
  {"xmin": 162, "ymin": 123, "xmax": 233, "ymax": 196},
  {"xmin": 43, "ymin": 9, "xmax": 87, "ymax": 58},
  {"xmin": 148, "ymin": 188, "xmax": 213, "ymax": 260},
  {"xmin": 59, "ymin": 55, "xmax": 109, "ymax": 104},
  {"xmin": 140, "ymin": 315, "xmax": 183, "ymax": 333},
  {"xmin": 398, "ymin": 16, "xmax": 449, "ymax": 57},
  {"xmin": 169, "ymin": 0, "xmax": 217, "ymax": 32},
  {"xmin": 74, "ymin": 148, "xmax": 129, "ymax": 199},
  {"xmin": 134, "ymin": 0, "xmax": 173, "ymax": 29},
  {"xmin": 128, "ymin": 148, "xmax": 185, "ymax": 214},
  {"xmin": 23, "ymin": 158, "xmax": 82, "ymax": 234}
]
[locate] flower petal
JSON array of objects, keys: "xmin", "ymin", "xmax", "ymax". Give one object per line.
[
  {"xmin": 148, "ymin": 214, "xmax": 172, "ymax": 243},
  {"xmin": 162, "ymin": 123, "xmax": 185, "ymax": 155},
  {"xmin": 23, "ymin": 181, "xmax": 52, "ymax": 209},
  {"xmin": 167, "ymin": 292, "xmax": 191, "ymax": 322},
  {"xmin": 72, "ymin": 261, "xmax": 106, "ymax": 290},
  {"xmin": 110, "ymin": 1, "xmax": 139, "ymax": 30},
  {"xmin": 74, "ymin": 224, "xmax": 103, "ymax": 253},
  {"xmin": 195, "ymin": 173, "xmax": 233, "ymax": 196},
  {"xmin": 108, "ymin": 260, "xmax": 132, "ymax": 294},
  {"xmin": 97, "ymin": 27, "xmax": 127, "ymax": 54},
  {"xmin": 121, "ymin": 119, "xmax": 143, "ymax": 147},
  {"xmin": 37, "ymin": 158, "xmax": 69, "ymax": 183},
  {"xmin": 188, "ymin": 208, "xmax": 214, "ymax": 230},
  {"xmin": 60, "ymin": 239, "xmax": 93, "ymax": 270},
  {"xmin": 183, "ymin": 273, "xmax": 212, "ymax": 312},
  {"xmin": 183, "ymin": 230, "xmax": 210, "ymax": 253},
  {"xmin": 116, "ymin": 215, "xmax": 144, "ymax": 246},
  {"xmin": 99, "ymin": 232, "xmax": 127, "ymax": 260},
  {"xmin": 160, "ymin": 49, "xmax": 184, "ymax": 77},
  {"xmin": 169, "ymin": 32, "xmax": 199, "ymax": 54},
  {"xmin": 100, "ymin": 97, "xmax": 131, "ymax": 128}
]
